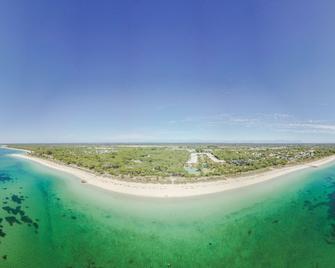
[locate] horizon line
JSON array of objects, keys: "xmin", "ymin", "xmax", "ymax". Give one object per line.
[{"xmin": 2, "ymin": 142, "xmax": 335, "ymax": 145}]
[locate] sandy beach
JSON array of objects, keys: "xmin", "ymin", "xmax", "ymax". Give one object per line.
[{"xmin": 8, "ymin": 152, "xmax": 335, "ymax": 198}]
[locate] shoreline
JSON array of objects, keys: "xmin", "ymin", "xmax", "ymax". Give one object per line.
[
  {"xmin": 9, "ymin": 152, "xmax": 335, "ymax": 198},
  {"xmin": 1, "ymin": 145, "xmax": 31, "ymax": 153}
]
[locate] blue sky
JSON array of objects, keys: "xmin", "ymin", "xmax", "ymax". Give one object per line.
[{"xmin": 1, "ymin": 0, "xmax": 335, "ymax": 143}]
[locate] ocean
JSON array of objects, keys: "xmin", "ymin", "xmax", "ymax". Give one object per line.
[{"xmin": 0, "ymin": 148, "xmax": 335, "ymax": 267}]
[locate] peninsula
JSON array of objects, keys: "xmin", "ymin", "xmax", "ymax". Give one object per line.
[{"xmin": 7, "ymin": 144, "xmax": 335, "ymax": 197}]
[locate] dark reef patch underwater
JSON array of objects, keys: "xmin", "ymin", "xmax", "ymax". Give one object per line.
[
  {"xmin": 1, "ymin": 149, "xmax": 335, "ymax": 267},
  {"xmin": 0, "ymin": 173, "xmax": 15, "ymax": 183},
  {"xmin": 0, "ymin": 186, "xmax": 40, "ymax": 264}
]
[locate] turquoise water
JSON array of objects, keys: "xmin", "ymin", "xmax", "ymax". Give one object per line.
[{"xmin": 1, "ymin": 148, "xmax": 335, "ymax": 267}]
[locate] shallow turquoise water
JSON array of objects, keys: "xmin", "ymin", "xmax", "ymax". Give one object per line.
[{"xmin": 1, "ymin": 148, "xmax": 335, "ymax": 267}]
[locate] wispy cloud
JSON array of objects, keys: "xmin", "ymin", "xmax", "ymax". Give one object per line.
[
  {"xmin": 168, "ymin": 113, "xmax": 260, "ymax": 126},
  {"xmin": 167, "ymin": 113, "xmax": 335, "ymax": 135},
  {"xmin": 280, "ymin": 123, "xmax": 335, "ymax": 133}
]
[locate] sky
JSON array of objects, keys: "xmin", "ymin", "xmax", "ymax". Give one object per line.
[{"xmin": 1, "ymin": 0, "xmax": 335, "ymax": 143}]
